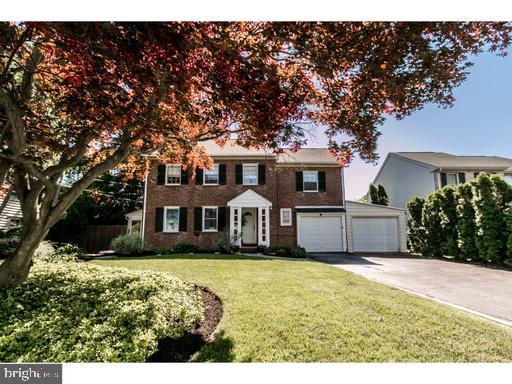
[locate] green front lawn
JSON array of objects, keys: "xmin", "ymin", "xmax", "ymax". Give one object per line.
[{"xmin": 94, "ymin": 254, "xmax": 512, "ymax": 362}]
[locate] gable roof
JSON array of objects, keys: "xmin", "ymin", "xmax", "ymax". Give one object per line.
[
  {"xmin": 393, "ymin": 152, "xmax": 512, "ymax": 171},
  {"xmin": 200, "ymin": 140, "xmax": 339, "ymax": 165}
]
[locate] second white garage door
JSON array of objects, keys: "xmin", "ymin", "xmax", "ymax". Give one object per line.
[
  {"xmin": 298, "ymin": 216, "xmax": 343, "ymax": 252},
  {"xmin": 352, "ymin": 217, "xmax": 398, "ymax": 252}
]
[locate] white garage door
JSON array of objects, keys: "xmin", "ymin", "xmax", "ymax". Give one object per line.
[
  {"xmin": 298, "ymin": 216, "xmax": 343, "ymax": 252},
  {"xmin": 352, "ymin": 217, "xmax": 398, "ymax": 252}
]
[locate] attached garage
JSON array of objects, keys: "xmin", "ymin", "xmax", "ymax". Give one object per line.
[
  {"xmin": 346, "ymin": 201, "xmax": 407, "ymax": 253},
  {"xmin": 296, "ymin": 208, "xmax": 345, "ymax": 252}
]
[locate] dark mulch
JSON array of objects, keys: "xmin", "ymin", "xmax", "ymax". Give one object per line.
[{"xmin": 146, "ymin": 286, "xmax": 223, "ymax": 362}]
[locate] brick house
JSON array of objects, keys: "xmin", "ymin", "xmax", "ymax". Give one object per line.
[{"xmin": 141, "ymin": 140, "xmax": 347, "ymax": 252}]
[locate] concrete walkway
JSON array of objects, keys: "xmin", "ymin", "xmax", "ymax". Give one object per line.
[{"xmin": 310, "ymin": 253, "xmax": 512, "ymax": 326}]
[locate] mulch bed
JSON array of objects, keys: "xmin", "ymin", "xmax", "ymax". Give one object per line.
[{"xmin": 146, "ymin": 286, "xmax": 223, "ymax": 362}]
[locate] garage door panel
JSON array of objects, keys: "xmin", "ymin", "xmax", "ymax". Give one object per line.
[
  {"xmin": 299, "ymin": 216, "xmax": 343, "ymax": 252},
  {"xmin": 352, "ymin": 217, "xmax": 398, "ymax": 252}
]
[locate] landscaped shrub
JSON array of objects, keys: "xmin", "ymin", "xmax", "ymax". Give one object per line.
[
  {"xmin": 0, "ymin": 262, "xmax": 203, "ymax": 362},
  {"xmin": 33, "ymin": 240, "xmax": 55, "ymax": 261},
  {"xmin": 170, "ymin": 243, "xmax": 200, "ymax": 254},
  {"xmin": 111, "ymin": 233, "xmax": 143, "ymax": 255},
  {"xmin": 407, "ymin": 197, "xmax": 426, "ymax": 253},
  {"xmin": 455, "ymin": 183, "xmax": 478, "ymax": 260},
  {"xmin": 369, "ymin": 184, "xmax": 389, "ymax": 206},
  {"xmin": 421, "ymin": 191, "xmax": 444, "ymax": 257},
  {"xmin": 506, "ymin": 209, "xmax": 512, "ymax": 263},
  {"xmin": 263, "ymin": 245, "xmax": 307, "ymax": 258},
  {"xmin": 53, "ymin": 244, "xmax": 86, "ymax": 262},
  {"xmin": 472, "ymin": 174, "xmax": 503, "ymax": 262},
  {"xmin": 438, "ymin": 186, "xmax": 460, "ymax": 258},
  {"xmin": 0, "ymin": 227, "xmax": 22, "ymax": 259}
]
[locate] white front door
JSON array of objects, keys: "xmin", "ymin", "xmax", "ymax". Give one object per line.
[{"xmin": 242, "ymin": 208, "xmax": 257, "ymax": 245}]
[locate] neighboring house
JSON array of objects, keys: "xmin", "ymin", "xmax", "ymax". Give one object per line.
[
  {"xmin": 0, "ymin": 186, "xmax": 22, "ymax": 231},
  {"xmin": 373, "ymin": 152, "xmax": 512, "ymax": 209},
  {"xmin": 142, "ymin": 141, "xmax": 408, "ymax": 253}
]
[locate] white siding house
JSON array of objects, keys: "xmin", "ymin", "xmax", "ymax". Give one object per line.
[{"xmin": 0, "ymin": 189, "xmax": 22, "ymax": 231}]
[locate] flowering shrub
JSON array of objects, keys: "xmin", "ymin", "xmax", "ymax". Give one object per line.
[{"xmin": 0, "ymin": 263, "xmax": 203, "ymax": 362}]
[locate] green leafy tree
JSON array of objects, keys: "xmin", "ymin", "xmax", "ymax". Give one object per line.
[
  {"xmin": 455, "ymin": 183, "xmax": 478, "ymax": 260},
  {"xmin": 472, "ymin": 174, "xmax": 503, "ymax": 262},
  {"xmin": 406, "ymin": 197, "xmax": 426, "ymax": 253},
  {"xmin": 369, "ymin": 184, "xmax": 389, "ymax": 206},
  {"xmin": 505, "ymin": 208, "xmax": 512, "ymax": 261}
]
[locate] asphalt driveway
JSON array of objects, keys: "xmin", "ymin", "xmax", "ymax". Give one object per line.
[{"xmin": 310, "ymin": 253, "xmax": 512, "ymax": 325}]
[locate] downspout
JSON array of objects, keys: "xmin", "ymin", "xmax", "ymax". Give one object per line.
[
  {"xmin": 341, "ymin": 166, "xmax": 348, "ymax": 252},
  {"xmin": 141, "ymin": 171, "xmax": 148, "ymax": 249}
]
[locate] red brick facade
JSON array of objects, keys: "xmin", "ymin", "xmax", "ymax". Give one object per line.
[{"xmin": 143, "ymin": 159, "xmax": 344, "ymax": 251}]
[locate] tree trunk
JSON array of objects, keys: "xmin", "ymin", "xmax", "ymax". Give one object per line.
[{"xmin": 0, "ymin": 221, "xmax": 46, "ymax": 288}]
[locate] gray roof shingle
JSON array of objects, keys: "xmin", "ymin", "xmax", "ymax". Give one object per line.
[{"xmin": 395, "ymin": 152, "xmax": 512, "ymax": 171}]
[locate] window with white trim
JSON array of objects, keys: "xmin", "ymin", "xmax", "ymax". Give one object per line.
[
  {"xmin": 505, "ymin": 176, "xmax": 512, "ymax": 185},
  {"xmin": 303, "ymin": 171, "xmax": 318, "ymax": 191},
  {"xmin": 446, "ymin": 173, "xmax": 458, "ymax": 186},
  {"xmin": 203, "ymin": 207, "xmax": 218, "ymax": 231},
  {"xmin": 243, "ymin": 164, "xmax": 258, "ymax": 185},
  {"xmin": 165, "ymin": 165, "xmax": 181, "ymax": 185},
  {"xmin": 204, "ymin": 164, "xmax": 219, "ymax": 185},
  {"xmin": 164, "ymin": 207, "xmax": 180, "ymax": 232},
  {"xmin": 280, "ymin": 208, "xmax": 292, "ymax": 226}
]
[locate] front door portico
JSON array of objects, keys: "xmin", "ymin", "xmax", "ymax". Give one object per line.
[{"xmin": 227, "ymin": 190, "xmax": 272, "ymax": 247}]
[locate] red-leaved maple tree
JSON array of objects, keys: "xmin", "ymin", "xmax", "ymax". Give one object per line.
[{"xmin": 0, "ymin": 22, "xmax": 510, "ymax": 286}]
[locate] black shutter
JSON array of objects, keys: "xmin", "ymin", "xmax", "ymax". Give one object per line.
[
  {"xmin": 318, "ymin": 171, "xmax": 326, "ymax": 192},
  {"xmin": 155, "ymin": 207, "xmax": 164, "ymax": 232},
  {"xmin": 195, "ymin": 168, "xmax": 203, "ymax": 185},
  {"xmin": 181, "ymin": 168, "xmax": 188, "ymax": 185},
  {"xmin": 458, "ymin": 172, "xmax": 466, "ymax": 184},
  {"xmin": 296, "ymin": 171, "xmax": 304, "ymax": 191},
  {"xmin": 235, "ymin": 164, "xmax": 243, "ymax": 185},
  {"xmin": 440, "ymin": 172, "xmax": 447, "ymax": 187},
  {"xmin": 179, "ymin": 207, "xmax": 188, "ymax": 232},
  {"xmin": 219, "ymin": 164, "xmax": 227, "ymax": 185},
  {"xmin": 157, "ymin": 165, "xmax": 166, "ymax": 185},
  {"xmin": 258, "ymin": 164, "xmax": 266, "ymax": 185},
  {"xmin": 218, "ymin": 207, "xmax": 227, "ymax": 231},
  {"xmin": 194, "ymin": 207, "xmax": 203, "ymax": 232}
]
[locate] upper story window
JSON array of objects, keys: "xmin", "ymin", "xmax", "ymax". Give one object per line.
[
  {"xmin": 303, "ymin": 171, "xmax": 319, "ymax": 192},
  {"xmin": 164, "ymin": 207, "xmax": 180, "ymax": 232},
  {"xmin": 166, "ymin": 165, "xmax": 181, "ymax": 185},
  {"xmin": 204, "ymin": 164, "xmax": 219, "ymax": 185},
  {"xmin": 203, "ymin": 207, "xmax": 218, "ymax": 231},
  {"xmin": 504, "ymin": 175, "xmax": 512, "ymax": 185},
  {"xmin": 243, "ymin": 164, "xmax": 258, "ymax": 185}
]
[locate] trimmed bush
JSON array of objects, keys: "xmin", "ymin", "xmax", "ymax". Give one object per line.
[
  {"xmin": 456, "ymin": 183, "xmax": 478, "ymax": 260},
  {"xmin": 438, "ymin": 186, "xmax": 460, "ymax": 258},
  {"xmin": 263, "ymin": 245, "xmax": 307, "ymax": 258},
  {"xmin": 33, "ymin": 240, "xmax": 55, "ymax": 261},
  {"xmin": 407, "ymin": 197, "xmax": 426, "ymax": 253},
  {"xmin": 472, "ymin": 174, "xmax": 503, "ymax": 262},
  {"xmin": 0, "ymin": 262, "xmax": 203, "ymax": 362},
  {"xmin": 506, "ymin": 208, "xmax": 512, "ymax": 260},
  {"xmin": 0, "ymin": 228, "xmax": 22, "ymax": 259},
  {"xmin": 421, "ymin": 191, "xmax": 444, "ymax": 257},
  {"xmin": 54, "ymin": 244, "xmax": 85, "ymax": 262},
  {"xmin": 111, "ymin": 234, "xmax": 143, "ymax": 255},
  {"xmin": 170, "ymin": 243, "xmax": 200, "ymax": 254}
]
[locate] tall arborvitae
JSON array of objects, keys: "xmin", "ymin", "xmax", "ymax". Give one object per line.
[
  {"xmin": 422, "ymin": 191, "xmax": 445, "ymax": 257},
  {"xmin": 455, "ymin": 183, "xmax": 478, "ymax": 260},
  {"xmin": 472, "ymin": 174, "xmax": 502, "ymax": 262},
  {"xmin": 439, "ymin": 186, "xmax": 460, "ymax": 257},
  {"xmin": 407, "ymin": 197, "xmax": 426, "ymax": 253}
]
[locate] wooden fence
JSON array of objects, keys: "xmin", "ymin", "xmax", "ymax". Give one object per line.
[{"xmin": 78, "ymin": 224, "xmax": 127, "ymax": 252}]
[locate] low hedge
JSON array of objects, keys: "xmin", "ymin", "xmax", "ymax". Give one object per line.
[
  {"xmin": 263, "ymin": 245, "xmax": 307, "ymax": 258},
  {"xmin": 0, "ymin": 262, "xmax": 204, "ymax": 362}
]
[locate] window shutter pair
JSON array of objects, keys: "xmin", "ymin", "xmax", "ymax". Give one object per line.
[
  {"xmin": 235, "ymin": 164, "xmax": 266, "ymax": 185},
  {"xmin": 155, "ymin": 207, "xmax": 188, "ymax": 232},
  {"xmin": 195, "ymin": 164, "xmax": 226, "ymax": 185},
  {"xmin": 295, "ymin": 171, "xmax": 326, "ymax": 192},
  {"xmin": 156, "ymin": 164, "xmax": 188, "ymax": 185},
  {"xmin": 192, "ymin": 207, "xmax": 227, "ymax": 232}
]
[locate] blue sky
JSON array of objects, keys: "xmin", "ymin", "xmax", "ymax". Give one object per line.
[{"xmin": 305, "ymin": 51, "xmax": 512, "ymax": 200}]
